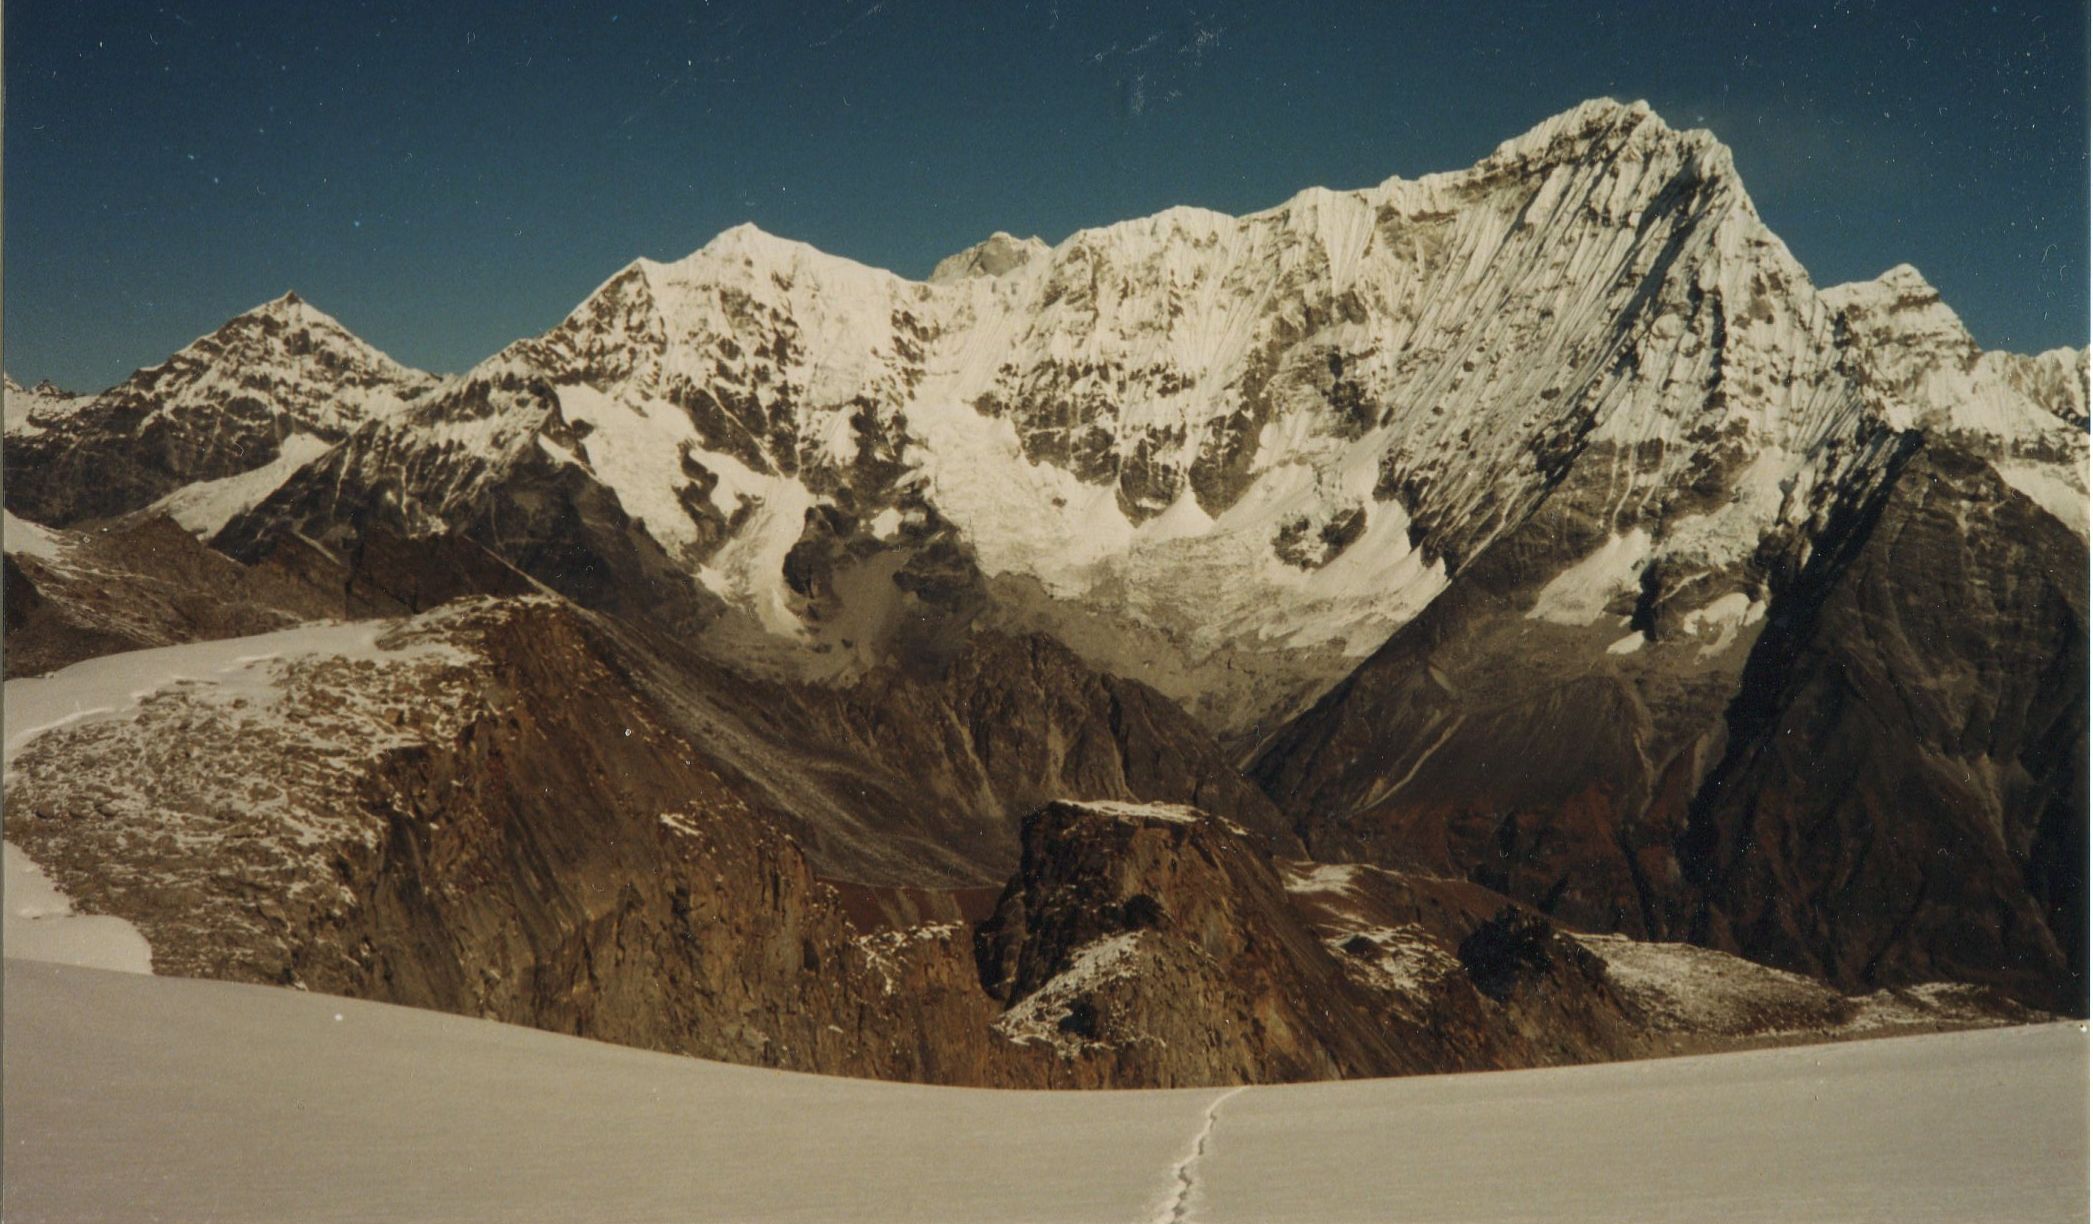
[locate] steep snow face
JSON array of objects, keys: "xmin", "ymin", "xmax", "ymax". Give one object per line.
[{"xmin": 148, "ymin": 432, "xmax": 335, "ymax": 536}]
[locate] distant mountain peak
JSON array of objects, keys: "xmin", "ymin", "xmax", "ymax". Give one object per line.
[
  {"xmin": 3, "ymin": 288, "xmax": 441, "ymax": 527},
  {"xmin": 1472, "ymin": 96, "xmax": 1739, "ymax": 196},
  {"xmin": 1823, "ymin": 261, "xmax": 1977, "ymax": 356},
  {"xmin": 687, "ymin": 221, "xmax": 822, "ymax": 265},
  {"xmin": 929, "ymin": 231, "xmax": 1050, "ymax": 284}
]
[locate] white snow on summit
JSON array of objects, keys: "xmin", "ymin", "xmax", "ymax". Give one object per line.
[
  {"xmin": 13, "ymin": 99, "xmax": 2082, "ymax": 728},
  {"xmin": 1824, "ymin": 265, "xmax": 2088, "ymax": 537},
  {"xmin": 486, "ymin": 99, "xmax": 1910, "ymax": 689},
  {"xmin": 2, "ymin": 374, "xmax": 92, "ymax": 436}
]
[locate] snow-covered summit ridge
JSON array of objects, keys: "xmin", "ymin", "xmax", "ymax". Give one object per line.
[
  {"xmin": 1474, "ymin": 96, "xmax": 1722, "ymax": 166},
  {"xmin": 260, "ymin": 103, "xmax": 2084, "ymax": 713},
  {"xmin": 31, "ymin": 98, "xmax": 2083, "ymax": 733},
  {"xmin": 483, "ymin": 102, "xmax": 1844, "ymax": 634}
]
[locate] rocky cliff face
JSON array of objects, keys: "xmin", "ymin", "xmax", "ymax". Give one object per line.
[
  {"xmin": 1676, "ymin": 444, "xmax": 2087, "ymax": 1010},
  {"xmin": 495, "ymin": 610, "xmax": 1299, "ymax": 890},
  {"xmin": 971, "ymin": 800, "xmax": 1677, "ymax": 1085},
  {"xmin": 974, "ymin": 800, "xmax": 1422, "ymax": 1085},
  {"xmin": 3, "ymin": 597, "xmax": 1001, "ymax": 1080}
]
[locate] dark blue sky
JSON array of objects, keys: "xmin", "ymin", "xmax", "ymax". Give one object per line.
[{"xmin": 7, "ymin": 1, "xmax": 2086, "ymax": 391}]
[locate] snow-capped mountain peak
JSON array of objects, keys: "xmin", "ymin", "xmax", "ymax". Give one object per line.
[
  {"xmin": 928, "ymin": 231, "xmax": 1051, "ymax": 284},
  {"xmin": 25, "ymin": 98, "xmax": 2086, "ymax": 733},
  {"xmin": 3, "ymin": 293, "xmax": 441, "ymax": 528},
  {"xmin": 1823, "ymin": 263, "xmax": 1977, "ymax": 358},
  {"xmin": 173, "ymin": 291, "xmax": 431, "ymax": 395}
]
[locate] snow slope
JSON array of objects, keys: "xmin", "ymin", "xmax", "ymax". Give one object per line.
[
  {"xmin": 4, "ymin": 958, "xmax": 2083, "ymax": 1223},
  {"xmin": 3, "ymin": 618, "xmax": 470, "ymax": 776},
  {"xmin": 146, "ymin": 431, "xmax": 335, "ymax": 536},
  {"xmin": 1, "ymin": 509, "xmax": 65, "ymax": 560},
  {"xmin": 2, "ymin": 844, "xmax": 152, "ymax": 975}
]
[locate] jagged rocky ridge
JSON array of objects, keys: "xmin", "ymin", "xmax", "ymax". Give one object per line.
[{"xmin": 3, "ymin": 98, "xmax": 2084, "ymax": 1077}]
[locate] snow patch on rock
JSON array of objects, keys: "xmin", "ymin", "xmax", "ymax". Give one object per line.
[
  {"xmin": 3, "ymin": 842, "xmax": 154, "ymax": 974},
  {"xmin": 1282, "ymin": 862, "xmax": 1365, "ymax": 896},
  {"xmin": 3, "ymin": 510, "xmax": 66, "ymax": 560},
  {"xmin": 995, "ymin": 931, "xmax": 1148, "ymax": 1051},
  {"xmin": 1528, "ymin": 530, "xmax": 1650, "ymax": 625},
  {"xmin": 1065, "ymin": 800, "xmax": 1206, "ymax": 826},
  {"xmin": 1993, "ymin": 459, "xmax": 2089, "ymax": 539},
  {"xmin": 149, "ymin": 433, "xmax": 333, "ymax": 537}
]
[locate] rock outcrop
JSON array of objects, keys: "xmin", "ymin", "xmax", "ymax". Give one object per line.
[
  {"xmin": 1677, "ymin": 444, "xmax": 2087, "ymax": 1010},
  {"xmin": 974, "ymin": 800, "xmax": 1421, "ymax": 1085}
]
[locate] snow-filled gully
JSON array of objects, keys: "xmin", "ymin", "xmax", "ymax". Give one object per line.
[{"xmin": 1154, "ymin": 1086, "xmax": 1248, "ymax": 1224}]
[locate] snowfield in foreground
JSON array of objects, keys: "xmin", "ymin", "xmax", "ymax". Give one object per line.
[{"xmin": 3, "ymin": 959, "xmax": 2083, "ymax": 1224}]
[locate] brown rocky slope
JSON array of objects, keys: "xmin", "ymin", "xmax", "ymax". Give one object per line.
[{"xmin": 4, "ymin": 595, "xmax": 2034, "ymax": 1087}]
